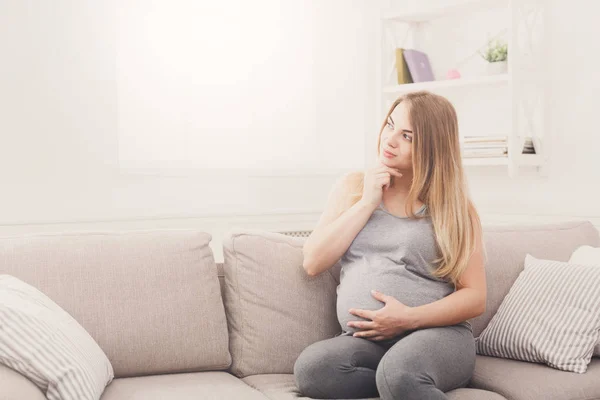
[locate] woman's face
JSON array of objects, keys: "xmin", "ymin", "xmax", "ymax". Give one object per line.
[{"xmin": 379, "ymin": 101, "xmax": 414, "ymax": 170}]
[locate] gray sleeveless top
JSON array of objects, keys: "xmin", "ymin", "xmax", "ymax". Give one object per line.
[{"xmin": 336, "ymin": 201, "xmax": 471, "ymax": 335}]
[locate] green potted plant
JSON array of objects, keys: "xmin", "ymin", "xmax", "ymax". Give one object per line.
[{"xmin": 480, "ymin": 39, "xmax": 508, "ymax": 75}]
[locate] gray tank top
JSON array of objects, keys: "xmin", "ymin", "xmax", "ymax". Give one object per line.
[{"xmin": 336, "ymin": 201, "xmax": 471, "ymax": 335}]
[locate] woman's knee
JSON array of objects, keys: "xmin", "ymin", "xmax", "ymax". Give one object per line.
[
  {"xmin": 376, "ymin": 359, "xmax": 429, "ymax": 399},
  {"xmin": 293, "ymin": 342, "xmax": 334, "ymax": 398}
]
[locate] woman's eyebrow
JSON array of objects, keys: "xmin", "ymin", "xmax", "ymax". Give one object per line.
[{"xmin": 388, "ymin": 116, "xmax": 413, "ymax": 133}]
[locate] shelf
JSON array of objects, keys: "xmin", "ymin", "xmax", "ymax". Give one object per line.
[
  {"xmin": 462, "ymin": 157, "xmax": 509, "ymax": 166},
  {"xmin": 383, "ymin": 0, "xmax": 507, "ymax": 23},
  {"xmin": 383, "ymin": 74, "xmax": 508, "ymax": 95},
  {"xmin": 517, "ymin": 153, "xmax": 543, "ymax": 166}
]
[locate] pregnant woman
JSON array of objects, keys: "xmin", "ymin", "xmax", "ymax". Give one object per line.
[{"xmin": 294, "ymin": 91, "xmax": 487, "ymax": 400}]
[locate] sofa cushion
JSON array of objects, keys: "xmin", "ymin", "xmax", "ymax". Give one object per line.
[
  {"xmin": 0, "ymin": 230, "xmax": 231, "ymax": 377},
  {"xmin": 242, "ymin": 374, "xmax": 507, "ymax": 400},
  {"xmin": 222, "ymin": 229, "xmax": 341, "ymax": 378},
  {"xmin": 100, "ymin": 371, "xmax": 267, "ymax": 400},
  {"xmin": 0, "ymin": 364, "xmax": 46, "ymax": 400},
  {"xmin": 470, "ymin": 355, "xmax": 600, "ymax": 400},
  {"xmin": 569, "ymin": 245, "xmax": 600, "ymax": 356},
  {"xmin": 470, "ymin": 221, "xmax": 600, "ymax": 337},
  {"xmin": 0, "ymin": 275, "xmax": 114, "ymax": 400}
]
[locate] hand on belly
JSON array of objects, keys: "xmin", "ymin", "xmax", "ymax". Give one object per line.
[{"xmin": 341, "ymin": 290, "xmax": 416, "ymax": 342}]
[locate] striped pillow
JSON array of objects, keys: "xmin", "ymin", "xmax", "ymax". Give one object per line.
[
  {"xmin": 0, "ymin": 275, "xmax": 114, "ymax": 400},
  {"xmin": 476, "ymin": 254, "xmax": 600, "ymax": 373},
  {"xmin": 569, "ymin": 245, "xmax": 600, "ymax": 357}
]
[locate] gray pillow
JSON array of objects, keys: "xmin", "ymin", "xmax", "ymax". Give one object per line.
[{"xmin": 476, "ymin": 254, "xmax": 600, "ymax": 373}]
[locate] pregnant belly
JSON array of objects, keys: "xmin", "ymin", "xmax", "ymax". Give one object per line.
[{"xmin": 336, "ymin": 268, "xmax": 452, "ymax": 334}]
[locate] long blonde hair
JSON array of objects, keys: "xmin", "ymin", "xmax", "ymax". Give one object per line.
[{"xmin": 339, "ymin": 91, "xmax": 484, "ymax": 286}]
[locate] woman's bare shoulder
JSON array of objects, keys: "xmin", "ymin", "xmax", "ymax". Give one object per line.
[
  {"xmin": 328, "ymin": 171, "xmax": 364, "ymax": 201},
  {"xmin": 340, "ymin": 171, "xmax": 364, "ymax": 185}
]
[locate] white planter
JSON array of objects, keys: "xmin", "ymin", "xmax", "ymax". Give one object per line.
[{"xmin": 486, "ymin": 60, "xmax": 508, "ymax": 75}]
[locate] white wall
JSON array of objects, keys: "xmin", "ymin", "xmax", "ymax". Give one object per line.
[
  {"xmin": 0, "ymin": 0, "xmax": 376, "ymax": 224},
  {"xmin": 1, "ymin": 0, "xmax": 599, "ymax": 262}
]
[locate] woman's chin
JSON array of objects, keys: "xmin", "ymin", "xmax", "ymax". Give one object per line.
[{"xmin": 380, "ymin": 156, "xmax": 398, "ymax": 167}]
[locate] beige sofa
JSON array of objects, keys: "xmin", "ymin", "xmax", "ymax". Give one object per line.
[{"xmin": 1, "ymin": 220, "xmax": 599, "ymax": 400}]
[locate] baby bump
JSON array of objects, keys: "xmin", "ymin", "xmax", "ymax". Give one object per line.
[
  {"xmin": 336, "ymin": 267, "xmax": 453, "ymax": 334},
  {"xmin": 336, "ymin": 269, "xmax": 407, "ymax": 334}
]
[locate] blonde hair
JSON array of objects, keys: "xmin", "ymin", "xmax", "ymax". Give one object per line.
[{"xmin": 338, "ymin": 91, "xmax": 485, "ymax": 286}]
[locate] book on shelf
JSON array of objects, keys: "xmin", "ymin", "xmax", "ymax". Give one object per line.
[
  {"xmin": 463, "ymin": 153, "xmax": 508, "ymax": 159},
  {"xmin": 522, "ymin": 137, "xmax": 536, "ymax": 154},
  {"xmin": 462, "ymin": 136, "xmax": 508, "ymax": 144},
  {"xmin": 462, "ymin": 148, "xmax": 507, "ymax": 158},
  {"xmin": 403, "ymin": 49, "xmax": 435, "ymax": 83},
  {"xmin": 395, "ymin": 48, "xmax": 413, "ymax": 85},
  {"xmin": 462, "ymin": 143, "xmax": 508, "ymax": 149}
]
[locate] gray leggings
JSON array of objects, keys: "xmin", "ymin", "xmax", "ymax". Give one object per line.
[{"xmin": 293, "ymin": 325, "xmax": 475, "ymax": 400}]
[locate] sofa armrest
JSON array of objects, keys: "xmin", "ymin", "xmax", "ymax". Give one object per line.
[{"xmin": 0, "ymin": 364, "xmax": 45, "ymax": 400}]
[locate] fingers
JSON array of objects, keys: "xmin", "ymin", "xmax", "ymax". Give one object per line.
[
  {"xmin": 353, "ymin": 330, "xmax": 380, "ymax": 338},
  {"xmin": 348, "ymin": 308, "xmax": 376, "ymax": 320},
  {"xmin": 374, "ymin": 165, "xmax": 403, "ymax": 178},
  {"xmin": 371, "ymin": 290, "xmax": 389, "ymax": 303},
  {"xmin": 382, "ymin": 177, "xmax": 390, "ymax": 191},
  {"xmin": 387, "ymin": 168, "xmax": 403, "ymax": 177},
  {"xmin": 347, "ymin": 320, "xmax": 375, "ymax": 330}
]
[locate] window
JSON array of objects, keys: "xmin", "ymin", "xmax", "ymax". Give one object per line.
[{"xmin": 115, "ymin": 0, "xmax": 371, "ymax": 175}]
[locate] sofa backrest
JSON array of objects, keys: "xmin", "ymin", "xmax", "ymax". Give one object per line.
[
  {"xmin": 219, "ymin": 229, "xmax": 342, "ymax": 378},
  {"xmin": 0, "ymin": 230, "xmax": 231, "ymax": 378},
  {"xmin": 217, "ymin": 220, "xmax": 600, "ymax": 377},
  {"xmin": 469, "ymin": 220, "xmax": 600, "ymax": 336}
]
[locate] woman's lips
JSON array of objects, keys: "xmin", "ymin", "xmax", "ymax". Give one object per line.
[{"xmin": 383, "ymin": 150, "xmax": 396, "ymax": 158}]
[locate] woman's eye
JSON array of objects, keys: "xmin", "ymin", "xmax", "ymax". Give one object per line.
[
  {"xmin": 403, "ymin": 134, "xmax": 412, "ymax": 142},
  {"xmin": 386, "ymin": 121, "xmax": 394, "ymax": 129}
]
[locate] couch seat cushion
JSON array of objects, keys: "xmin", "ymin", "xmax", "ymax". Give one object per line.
[
  {"xmin": 471, "ymin": 355, "xmax": 600, "ymax": 400},
  {"xmin": 101, "ymin": 371, "xmax": 266, "ymax": 400},
  {"xmin": 242, "ymin": 374, "xmax": 506, "ymax": 400}
]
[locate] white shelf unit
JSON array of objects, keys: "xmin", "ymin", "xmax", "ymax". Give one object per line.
[
  {"xmin": 376, "ymin": 0, "xmax": 548, "ymax": 177},
  {"xmin": 383, "ymin": 73, "xmax": 509, "ymax": 95}
]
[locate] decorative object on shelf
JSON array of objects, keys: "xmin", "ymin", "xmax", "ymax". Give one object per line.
[
  {"xmin": 461, "ymin": 135, "xmax": 508, "ymax": 159},
  {"xmin": 395, "ymin": 48, "xmax": 414, "ymax": 84},
  {"xmin": 522, "ymin": 137, "xmax": 536, "ymax": 154},
  {"xmin": 446, "ymin": 69, "xmax": 461, "ymax": 80},
  {"xmin": 480, "ymin": 39, "xmax": 508, "ymax": 75},
  {"xmin": 403, "ymin": 49, "xmax": 435, "ymax": 83}
]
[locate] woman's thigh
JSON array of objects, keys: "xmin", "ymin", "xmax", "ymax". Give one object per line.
[
  {"xmin": 376, "ymin": 325, "xmax": 476, "ymax": 395},
  {"xmin": 294, "ymin": 335, "xmax": 388, "ymax": 399}
]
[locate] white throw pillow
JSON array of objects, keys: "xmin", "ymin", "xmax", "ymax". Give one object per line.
[
  {"xmin": 476, "ymin": 254, "xmax": 600, "ymax": 373},
  {"xmin": 0, "ymin": 275, "xmax": 114, "ymax": 400},
  {"xmin": 569, "ymin": 245, "xmax": 600, "ymax": 357}
]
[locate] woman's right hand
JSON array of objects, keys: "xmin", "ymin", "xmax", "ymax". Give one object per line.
[{"xmin": 360, "ymin": 162, "xmax": 403, "ymax": 208}]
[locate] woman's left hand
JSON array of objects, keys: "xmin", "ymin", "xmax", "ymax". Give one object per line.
[{"xmin": 347, "ymin": 290, "xmax": 417, "ymax": 341}]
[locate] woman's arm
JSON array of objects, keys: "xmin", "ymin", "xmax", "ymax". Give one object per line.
[
  {"xmin": 411, "ymin": 228, "xmax": 487, "ymax": 328},
  {"xmin": 303, "ymin": 172, "xmax": 375, "ymax": 276}
]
